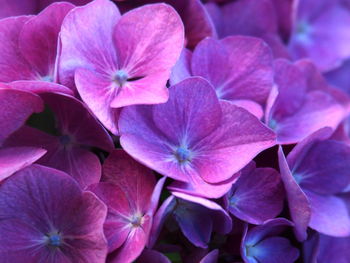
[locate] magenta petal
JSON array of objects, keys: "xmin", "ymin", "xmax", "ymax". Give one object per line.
[
  {"xmin": 168, "ymin": 172, "xmax": 239, "ymax": 199},
  {"xmin": 75, "ymin": 68, "xmax": 121, "ymax": 135},
  {"xmin": 88, "ymin": 182, "xmax": 133, "ymax": 252},
  {"xmin": 0, "ymin": 146, "xmax": 46, "ymax": 181},
  {"xmin": 110, "ymin": 3, "xmax": 184, "ymax": 107},
  {"xmin": 226, "ymin": 164, "xmax": 284, "ymax": 225},
  {"xmin": 0, "ymin": 165, "xmax": 108, "ymax": 262},
  {"xmin": 306, "ymin": 191, "xmax": 350, "ymax": 237},
  {"xmin": 278, "ymin": 147, "xmax": 311, "ymax": 241},
  {"xmin": 9, "ymin": 81, "xmax": 74, "ymax": 95},
  {"xmin": 50, "ymin": 147, "xmax": 102, "ymax": 189},
  {"xmin": 0, "ymin": 88, "xmax": 43, "ymax": 143},
  {"xmin": 19, "ymin": 2, "xmax": 74, "ymax": 79},
  {"xmin": 194, "ymin": 101, "xmax": 276, "ymax": 184},
  {"xmin": 230, "ymin": 100, "xmax": 264, "ymax": 120},
  {"xmin": 191, "ymin": 36, "xmax": 274, "ymax": 104},
  {"xmin": 59, "ymin": 0, "xmax": 121, "ymax": 89},
  {"xmin": 0, "ymin": 16, "xmax": 35, "ymax": 82},
  {"xmin": 110, "ymin": 216, "xmax": 152, "ymax": 263},
  {"xmin": 41, "ymin": 92, "xmax": 114, "ymax": 151},
  {"xmin": 102, "ymin": 150, "xmax": 156, "ymax": 212}
]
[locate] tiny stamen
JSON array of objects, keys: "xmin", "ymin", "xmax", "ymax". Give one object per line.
[
  {"xmin": 174, "ymin": 147, "xmax": 191, "ymax": 164},
  {"xmin": 113, "ymin": 70, "xmax": 129, "ymax": 87}
]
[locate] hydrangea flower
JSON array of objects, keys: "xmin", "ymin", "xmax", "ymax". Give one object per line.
[
  {"xmin": 241, "ymin": 218, "xmax": 299, "ymax": 263},
  {"xmin": 119, "ymin": 77, "xmax": 276, "ymax": 198},
  {"xmin": 266, "ymin": 59, "xmax": 349, "ymax": 144},
  {"xmin": 224, "ymin": 162, "xmax": 284, "ymax": 225},
  {"xmin": 89, "ymin": 150, "xmax": 164, "ymax": 263},
  {"xmin": 288, "ymin": 0, "xmax": 350, "ymax": 71},
  {"xmin": 4, "ymin": 92, "xmax": 114, "ymax": 188},
  {"xmin": 170, "ymin": 36, "xmax": 274, "ymax": 118},
  {"xmin": 278, "ymin": 128, "xmax": 350, "ymax": 240},
  {"xmin": 149, "ymin": 191, "xmax": 232, "ymax": 249},
  {"xmin": 0, "ymin": 88, "xmax": 46, "ymax": 181},
  {"xmin": 59, "ymin": 0, "xmax": 184, "ymax": 134},
  {"xmin": 0, "ymin": 3, "xmax": 75, "ymax": 95},
  {"xmin": 0, "ymin": 164, "xmax": 108, "ymax": 262}
]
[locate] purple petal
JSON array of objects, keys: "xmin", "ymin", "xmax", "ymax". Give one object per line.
[
  {"xmin": 226, "ymin": 164, "xmax": 284, "ymax": 225},
  {"xmin": 148, "ymin": 196, "xmax": 177, "ymax": 248},
  {"xmin": 307, "ymin": 234, "xmax": 350, "ymax": 263},
  {"xmin": 278, "ymin": 146, "xmax": 311, "ymax": 241},
  {"xmin": 0, "ymin": 165, "xmax": 108, "ymax": 262},
  {"xmin": 172, "ymin": 191, "xmax": 232, "ymax": 234},
  {"xmin": 170, "ymin": 48, "xmax": 192, "ymax": 85},
  {"xmin": 206, "ymin": 0, "xmax": 277, "ymax": 38},
  {"xmin": 109, "ymin": 216, "xmax": 152, "ymax": 263},
  {"xmin": 242, "ymin": 218, "xmax": 299, "ymax": 263},
  {"xmin": 200, "ymin": 249, "xmax": 219, "ymax": 263},
  {"xmin": 290, "ymin": 140, "xmax": 350, "ymax": 194},
  {"xmin": 306, "ymin": 191, "xmax": 350, "ymax": 237},
  {"xmin": 289, "ymin": 0, "xmax": 350, "ymax": 71}
]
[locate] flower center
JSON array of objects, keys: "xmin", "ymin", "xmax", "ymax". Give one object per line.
[
  {"xmin": 174, "ymin": 146, "xmax": 191, "ymax": 163},
  {"xmin": 130, "ymin": 213, "xmax": 143, "ymax": 228},
  {"xmin": 41, "ymin": 75, "xmax": 53, "ymax": 82},
  {"xmin": 113, "ymin": 70, "xmax": 129, "ymax": 87},
  {"xmin": 46, "ymin": 232, "xmax": 62, "ymax": 247},
  {"xmin": 59, "ymin": 134, "xmax": 71, "ymax": 146}
]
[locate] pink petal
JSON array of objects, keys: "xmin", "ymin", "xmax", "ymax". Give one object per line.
[
  {"xmin": 0, "ymin": 88, "xmax": 43, "ymax": 143},
  {"xmin": 0, "ymin": 147, "xmax": 46, "ymax": 181},
  {"xmin": 59, "ymin": 0, "xmax": 121, "ymax": 89}
]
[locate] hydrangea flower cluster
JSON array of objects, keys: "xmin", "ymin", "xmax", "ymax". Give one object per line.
[{"xmin": 0, "ymin": 0, "xmax": 349, "ymax": 262}]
